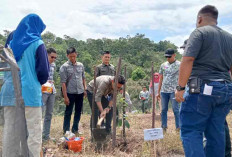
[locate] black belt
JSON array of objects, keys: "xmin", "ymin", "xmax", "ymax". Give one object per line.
[{"xmin": 201, "ymin": 79, "xmax": 227, "ymax": 84}]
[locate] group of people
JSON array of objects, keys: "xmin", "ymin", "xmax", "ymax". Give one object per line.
[
  {"xmin": 138, "ymin": 5, "xmax": 232, "ymax": 157},
  {"xmin": 0, "ymin": 14, "xmax": 126, "ymax": 157},
  {"xmin": 0, "ymin": 4, "xmax": 232, "ymax": 157}
]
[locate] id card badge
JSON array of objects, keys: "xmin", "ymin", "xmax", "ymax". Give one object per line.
[{"xmin": 203, "ymin": 84, "xmax": 213, "ymax": 95}]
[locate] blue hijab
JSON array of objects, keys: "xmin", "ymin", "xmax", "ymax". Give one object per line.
[{"xmin": 10, "ymin": 13, "xmax": 46, "ymax": 61}]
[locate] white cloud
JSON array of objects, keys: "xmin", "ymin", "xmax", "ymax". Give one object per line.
[
  {"xmin": 0, "ymin": 0, "xmax": 232, "ymax": 46},
  {"xmin": 221, "ymin": 25, "xmax": 232, "ymax": 33}
]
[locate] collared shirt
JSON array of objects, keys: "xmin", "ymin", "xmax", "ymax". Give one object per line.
[
  {"xmin": 96, "ymin": 63, "xmax": 115, "ymax": 77},
  {"xmin": 139, "ymin": 91, "xmax": 149, "ymax": 100},
  {"xmin": 87, "ymin": 75, "xmax": 114, "ymax": 102},
  {"xmin": 48, "ymin": 62, "xmax": 55, "ymax": 81},
  {"xmin": 60, "ymin": 60, "xmax": 85, "ymax": 94},
  {"xmin": 44, "ymin": 62, "xmax": 56, "ymax": 94},
  {"xmin": 159, "ymin": 60, "xmax": 180, "ymax": 93}
]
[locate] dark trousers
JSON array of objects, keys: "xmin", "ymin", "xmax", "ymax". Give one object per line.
[
  {"xmin": 63, "ymin": 93, "xmax": 84, "ymax": 134},
  {"xmin": 225, "ymin": 120, "xmax": 231, "ymax": 157},
  {"xmin": 87, "ymin": 91, "xmax": 113, "ymax": 133}
]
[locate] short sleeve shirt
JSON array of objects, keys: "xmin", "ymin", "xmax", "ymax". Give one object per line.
[
  {"xmin": 96, "ymin": 63, "xmax": 115, "ymax": 77},
  {"xmin": 48, "ymin": 62, "xmax": 56, "ymax": 94},
  {"xmin": 183, "ymin": 25, "xmax": 232, "ymax": 82},
  {"xmin": 139, "ymin": 91, "xmax": 149, "ymax": 100},
  {"xmin": 87, "ymin": 75, "xmax": 114, "ymax": 102},
  {"xmin": 159, "ymin": 60, "xmax": 180, "ymax": 93},
  {"xmin": 60, "ymin": 60, "xmax": 85, "ymax": 94}
]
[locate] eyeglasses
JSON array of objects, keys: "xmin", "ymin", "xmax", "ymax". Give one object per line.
[
  {"xmin": 165, "ymin": 56, "xmax": 171, "ymax": 58},
  {"xmin": 51, "ymin": 56, "xmax": 57, "ymax": 59}
]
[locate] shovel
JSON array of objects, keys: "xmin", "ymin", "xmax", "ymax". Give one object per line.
[{"xmin": 92, "ymin": 116, "xmax": 108, "ymax": 142}]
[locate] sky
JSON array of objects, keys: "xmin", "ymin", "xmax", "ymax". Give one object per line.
[{"xmin": 1, "ymin": 0, "xmax": 232, "ymax": 52}]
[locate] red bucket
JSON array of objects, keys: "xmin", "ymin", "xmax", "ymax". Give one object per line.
[{"xmin": 66, "ymin": 137, "xmax": 84, "ymax": 152}]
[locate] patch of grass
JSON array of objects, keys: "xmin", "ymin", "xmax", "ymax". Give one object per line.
[{"xmin": 43, "ymin": 112, "xmax": 185, "ymax": 156}]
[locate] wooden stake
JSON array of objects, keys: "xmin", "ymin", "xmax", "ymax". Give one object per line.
[
  {"xmin": 91, "ymin": 67, "xmax": 97, "ymax": 130},
  {"xmin": 151, "ymin": 62, "xmax": 156, "ymax": 128},
  {"xmin": 151, "ymin": 62, "xmax": 157, "ymax": 157},
  {"xmin": 112, "ymin": 57, "xmax": 122, "ymax": 148},
  {"xmin": 122, "ymin": 66, "xmax": 126, "ymax": 142},
  {"xmin": 1, "ymin": 46, "xmax": 29, "ymax": 156}
]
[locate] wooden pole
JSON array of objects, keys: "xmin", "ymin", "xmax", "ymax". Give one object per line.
[
  {"xmin": 1, "ymin": 47, "xmax": 29, "ymax": 156},
  {"xmin": 151, "ymin": 62, "xmax": 156, "ymax": 128},
  {"xmin": 92, "ymin": 67, "xmax": 97, "ymax": 130},
  {"xmin": 151, "ymin": 62, "xmax": 157, "ymax": 157},
  {"xmin": 112, "ymin": 57, "xmax": 122, "ymax": 148},
  {"xmin": 122, "ymin": 66, "xmax": 126, "ymax": 141}
]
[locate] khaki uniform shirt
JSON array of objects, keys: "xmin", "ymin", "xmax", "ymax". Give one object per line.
[
  {"xmin": 96, "ymin": 63, "xmax": 115, "ymax": 77},
  {"xmin": 87, "ymin": 75, "xmax": 114, "ymax": 102}
]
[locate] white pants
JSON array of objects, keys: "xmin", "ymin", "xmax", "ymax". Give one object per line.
[
  {"xmin": 25, "ymin": 107, "xmax": 42, "ymax": 157},
  {"xmin": 3, "ymin": 106, "xmax": 42, "ymax": 157}
]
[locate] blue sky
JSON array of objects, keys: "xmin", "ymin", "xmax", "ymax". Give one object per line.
[{"xmin": 0, "ymin": 0, "xmax": 231, "ymax": 52}]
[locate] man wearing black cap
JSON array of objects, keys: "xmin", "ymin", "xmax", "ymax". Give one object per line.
[
  {"xmin": 157, "ymin": 48, "xmax": 180, "ymax": 131},
  {"xmin": 180, "ymin": 39, "xmax": 188, "ymax": 49}
]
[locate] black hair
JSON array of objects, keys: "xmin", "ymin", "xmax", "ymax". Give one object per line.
[
  {"xmin": 47, "ymin": 48, "xmax": 56, "ymax": 54},
  {"xmin": 101, "ymin": 51, "xmax": 110, "ymax": 55},
  {"xmin": 67, "ymin": 47, "xmax": 76, "ymax": 55},
  {"xmin": 198, "ymin": 5, "xmax": 218, "ymax": 20},
  {"xmin": 116, "ymin": 75, "xmax": 126, "ymax": 85}
]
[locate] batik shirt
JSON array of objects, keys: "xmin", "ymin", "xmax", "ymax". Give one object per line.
[
  {"xmin": 159, "ymin": 60, "xmax": 180, "ymax": 93},
  {"xmin": 48, "ymin": 62, "xmax": 56, "ymax": 94},
  {"xmin": 139, "ymin": 91, "xmax": 149, "ymax": 100}
]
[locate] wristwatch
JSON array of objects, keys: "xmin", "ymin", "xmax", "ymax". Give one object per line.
[
  {"xmin": 176, "ymin": 85, "xmax": 185, "ymax": 91},
  {"xmin": 107, "ymin": 106, "xmax": 112, "ymax": 110}
]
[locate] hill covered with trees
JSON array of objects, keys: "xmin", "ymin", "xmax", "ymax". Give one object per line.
[{"xmin": 0, "ymin": 30, "xmax": 182, "ymax": 114}]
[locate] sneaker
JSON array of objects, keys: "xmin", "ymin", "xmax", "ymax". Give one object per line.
[
  {"xmin": 74, "ymin": 131, "xmax": 83, "ymax": 136},
  {"xmin": 43, "ymin": 136, "xmax": 56, "ymax": 143}
]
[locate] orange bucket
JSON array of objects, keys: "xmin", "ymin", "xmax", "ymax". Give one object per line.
[{"xmin": 66, "ymin": 137, "xmax": 84, "ymax": 152}]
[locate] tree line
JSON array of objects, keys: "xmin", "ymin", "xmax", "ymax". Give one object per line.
[{"xmin": 0, "ymin": 30, "xmax": 182, "ymax": 114}]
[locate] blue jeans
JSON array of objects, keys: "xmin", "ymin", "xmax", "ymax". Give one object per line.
[
  {"xmin": 161, "ymin": 92, "xmax": 180, "ymax": 129},
  {"xmin": 180, "ymin": 82, "xmax": 232, "ymax": 157}
]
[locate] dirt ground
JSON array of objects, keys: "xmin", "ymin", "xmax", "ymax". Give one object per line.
[
  {"xmin": 45, "ymin": 111, "xmax": 185, "ymax": 157},
  {"xmin": 1, "ymin": 111, "xmax": 232, "ymax": 156}
]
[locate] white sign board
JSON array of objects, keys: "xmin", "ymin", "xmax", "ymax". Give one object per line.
[{"xmin": 144, "ymin": 128, "xmax": 164, "ymax": 141}]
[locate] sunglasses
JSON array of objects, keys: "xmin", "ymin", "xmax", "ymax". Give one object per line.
[
  {"xmin": 165, "ymin": 56, "xmax": 171, "ymax": 58},
  {"xmin": 51, "ymin": 56, "xmax": 57, "ymax": 59}
]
